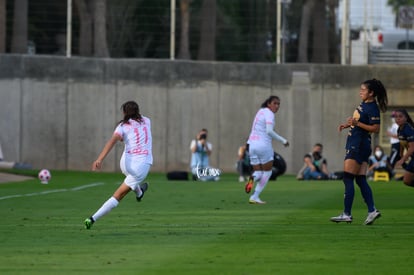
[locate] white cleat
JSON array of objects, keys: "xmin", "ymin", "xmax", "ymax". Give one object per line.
[
  {"xmin": 249, "ymin": 197, "xmax": 266, "ymax": 204},
  {"xmin": 330, "ymin": 213, "xmax": 353, "ymax": 223},
  {"xmin": 364, "ymin": 210, "xmax": 381, "ymax": 225}
]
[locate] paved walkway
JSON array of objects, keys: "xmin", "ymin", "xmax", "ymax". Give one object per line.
[{"xmin": 0, "ymin": 172, "xmax": 34, "ymax": 183}]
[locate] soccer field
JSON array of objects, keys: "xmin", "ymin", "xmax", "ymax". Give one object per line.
[{"xmin": 0, "ymin": 170, "xmax": 413, "ymax": 274}]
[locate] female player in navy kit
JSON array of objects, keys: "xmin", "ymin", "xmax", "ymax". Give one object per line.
[
  {"xmin": 394, "ymin": 109, "xmax": 414, "ymax": 187},
  {"xmin": 331, "ymin": 79, "xmax": 388, "ymax": 225}
]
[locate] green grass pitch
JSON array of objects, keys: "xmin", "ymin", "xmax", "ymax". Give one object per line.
[{"xmin": 0, "ymin": 169, "xmax": 413, "ymax": 274}]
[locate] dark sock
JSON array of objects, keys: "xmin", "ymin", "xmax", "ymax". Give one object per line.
[
  {"xmin": 355, "ymin": 175, "xmax": 375, "ymax": 212},
  {"xmin": 343, "ymin": 172, "xmax": 355, "ymax": 215}
]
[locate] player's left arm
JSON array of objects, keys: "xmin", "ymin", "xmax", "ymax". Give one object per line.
[
  {"xmin": 400, "ymin": 141, "xmax": 414, "ymax": 163},
  {"xmin": 353, "ymin": 121, "xmax": 380, "ymax": 133},
  {"xmin": 265, "ymin": 123, "xmax": 289, "ymax": 147},
  {"xmin": 355, "ymin": 108, "xmax": 381, "ymax": 133}
]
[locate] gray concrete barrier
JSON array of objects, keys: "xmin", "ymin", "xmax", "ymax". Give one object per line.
[{"xmin": 0, "ymin": 54, "xmax": 413, "ymax": 175}]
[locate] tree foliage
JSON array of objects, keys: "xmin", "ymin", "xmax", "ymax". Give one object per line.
[
  {"xmin": 388, "ymin": 0, "xmax": 414, "ymax": 13},
  {"xmin": 1, "ymin": 0, "xmax": 342, "ymax": 63}
]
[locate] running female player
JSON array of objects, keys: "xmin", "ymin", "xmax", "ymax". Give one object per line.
[
  {"xmin": 84, "ymin": 101, "xmax": 152, "ymax": 229},
  {"xmin": 394, "ymin": 109, "xmax": 414, "ymax": 187},
  {"xmin": 331, "ymin": 79, "xmax": 388, "ymax": 225},
  {"xmin": 245, "ymin": 95, "xmax": 289, "ymax": 204}
]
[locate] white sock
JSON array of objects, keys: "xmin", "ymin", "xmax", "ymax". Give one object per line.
[
  {"xmin": 252, "ymin": 171, "xmax": 263, "ymax": 182},
  {"xmin": 92, "ymin": 197, "xmax": 119, "ymax": 222},
  {"xmin": 251, "ymin": 170, "xmax": 272, "ymax": 199}
]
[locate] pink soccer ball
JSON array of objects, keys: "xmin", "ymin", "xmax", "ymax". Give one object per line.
[{"xmin": 38, "ymin": 169, "xmax": 51, "ymax": 184}]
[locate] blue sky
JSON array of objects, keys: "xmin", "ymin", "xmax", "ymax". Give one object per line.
[{"xmin": 338, "ymin": 0, "xmax": 396, "ymax": 30}]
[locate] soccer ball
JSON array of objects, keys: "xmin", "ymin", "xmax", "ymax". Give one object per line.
[{"xmin": 38, "ymin": 169, "xmax": 51, "ymax": 184}]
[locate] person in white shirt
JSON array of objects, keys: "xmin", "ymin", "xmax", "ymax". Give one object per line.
[
  {"xmin": 244, "ymin": 95, "xmax": 289, "ymax": 204},
  {"xmin": 387, "ymin": 112, "xmax": 401, "ymax": 168},
  {"xmin": 0, "ymin": 142, "xmax": 3, "ymax": 161},
  {"xmin": 84, "ymin": 101, "xmax": 152, "ymax": 229}
]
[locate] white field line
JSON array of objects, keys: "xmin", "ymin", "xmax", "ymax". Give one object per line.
[{"xmin": 0, "ymin": 182, "xmax": 105, "ymax": 201}]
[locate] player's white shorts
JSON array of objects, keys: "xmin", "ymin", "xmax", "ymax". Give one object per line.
[
  {"xmin": 248, "ymin": 143, "xmax": 274, "ymax": 165},
  {"xmin": 120, "ymin": 154, "xmax": 151, "ymax": 190}
]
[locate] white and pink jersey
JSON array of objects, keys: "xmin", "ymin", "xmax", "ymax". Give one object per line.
[
  {"xmin": 114, "ymin": 117, "xmax": 153, "ymax": 165},
  {"xmin": 248, "ymin": 108, "xmax": 275, "ymax": 147}
]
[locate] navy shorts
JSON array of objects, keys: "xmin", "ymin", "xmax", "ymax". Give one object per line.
[{"xmin": 344, "ymin": 143, "xmax": 372, "ymax": 164}]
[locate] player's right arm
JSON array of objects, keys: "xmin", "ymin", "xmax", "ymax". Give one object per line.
[{"xmin": 92, "ymin": 134, "xmax": 121, "ymax": 171}]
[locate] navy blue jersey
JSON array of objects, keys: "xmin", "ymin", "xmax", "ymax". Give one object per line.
[
  {"xmin": 398, "ymin": 123, "xmax": 414, "ymax": 156},
  {"xmin": 346, "ymin": 101, "xmax": 380, "ymax": 151}
]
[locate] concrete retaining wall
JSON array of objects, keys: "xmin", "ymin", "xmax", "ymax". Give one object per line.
[{"xmin": 0, "ymin": 54, "xmax": 413, "ymax": 175}]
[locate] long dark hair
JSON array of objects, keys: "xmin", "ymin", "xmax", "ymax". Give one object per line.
[
  {"xmin": 395, "ymin": 109, "xmax": 414, "ymax": 128},
  {"xmin": 120, "ymin": 101, "xmax": 143, "ymax": 124},
  {"xmin": 260, "ymin": 95, "xmax": 280, "ymax": 108},
  {"xmin": 362, "ymin": 79, "xmax": 388, "ymax": 112}
]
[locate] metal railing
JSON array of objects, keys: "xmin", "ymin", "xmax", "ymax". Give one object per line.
[{"xmin": 369, "ymin": 49, "xmax": 414, "ymax": 64}]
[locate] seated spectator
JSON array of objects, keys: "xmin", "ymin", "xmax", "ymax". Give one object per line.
[
  {"xmin": 0, "ymin": 142, "xmax": 32, "ymax": 169},
  {"xmin": 367, "ymin": 145, "xmax": 393, "ymax": 180},
  {"xmin": 236, "ymin": 143, "xmax": 252, "ymax": 182},
  {"xmin": 297, "ymin": 143, "xmax": 330, "ymax": 180}
]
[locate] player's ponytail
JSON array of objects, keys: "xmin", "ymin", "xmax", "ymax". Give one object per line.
[{"xmin": 363, "ymin": 79, "xmax": 388, "ymax": 113}]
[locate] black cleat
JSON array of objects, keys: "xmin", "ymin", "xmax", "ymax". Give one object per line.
[{"xmin": 136, "ymin": 182, "xmax": 149, "ymax": 202}]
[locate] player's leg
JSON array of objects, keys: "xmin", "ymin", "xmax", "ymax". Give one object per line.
[
  {"xmin": 245, "ymin": 168, "xmax": 262, "ymax": 193},
  {"xmin": 402, "ymin": 159, "xmax": 414, "ymax": 187},
  {"xmin": 244, "ymin": 146, "xmax": 262, "ymax": 193},
  {"xmin": 246, "ymin": 144, "xmax": 272, "ymax": 196},
  {"xmin": 403, "ymin": 172, "xmax": 414, "ymax": 187},
  {"xmin": 249, "ymin": 161, "xmax": 273, "ymax": 204},
  {"xmin": 248, "ymin": 147, "xmax": 274, "ymax": 203},
  {"xmin": 84, "ymin": 183, "xmax": 131, "ymax": 229},
  {"xmin": 355, "ymin": 162, "xmax": 381, "ymax": 225},
  {"xmin": 356, "ymin": 147, "xmax": 381, "ymax": 225},
  {"xmin": 355, "ymin": 173, "xmax": 381, "ymax": 225},
  {"xmin": 355, "ymin": 162, "xmax": 376, "ymax": 210},
  {"xmin": 127, "ymin": 163, "xmax": 151, "ymax": 201},
  {"xmin": 330, "ymin": 158, "xmax": 359, "ymax": 223}
]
